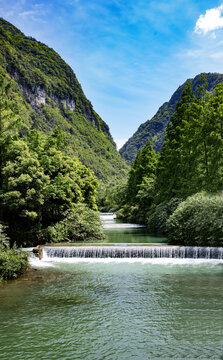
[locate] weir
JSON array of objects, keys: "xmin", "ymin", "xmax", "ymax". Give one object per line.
[{"xmin": 43, "ymin": 246, "xmax": 223, "ymax": 260}]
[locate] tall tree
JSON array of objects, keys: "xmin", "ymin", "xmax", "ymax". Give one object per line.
[
  {"xmin": 126, "ymin": 140, "xmax": 157, "ymax": 204},
  {"xmin": 155, "ymin": 81, "xmax": 196, "ymax": 200},
  {"xmin": 156, "ymin": 75, "xmax": 223, "ymax": 201},
  {"xmin": 199, "ymin": 83, "xmax": 223, "ymax": 191},
  {"xmin": 155, "ymin": 77, "xmax": 213, "ymax": 201}
]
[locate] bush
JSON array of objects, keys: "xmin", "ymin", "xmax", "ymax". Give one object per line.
[
  {"xmin": 0, "ymin": 225, "xmax": 28, "ymax": 282},
  {"xmin": 44, "ymin": 222, "xmax": 68, "ymax": 243},
  {"xmin": 167, "ymin": 193, "xmax": 223, "ymax": 246},
  {"xmin": 147, "ymin": 198, "xmax": 183, "ymax": 235},
  {"xmin": 0, "ymin": 247, "xmax": 28, "ymax": 281},
  {"xmin": 45, "ymin": 204, "xmax": 106, "ymax": 243}
]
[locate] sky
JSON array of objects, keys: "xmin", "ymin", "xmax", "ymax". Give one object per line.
[{"xmin": 1, "ymin": 1, "xmax": 223, "ymax": 149}]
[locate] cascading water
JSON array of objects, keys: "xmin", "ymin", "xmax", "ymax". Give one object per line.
[
  {"xmin": 100, "ymin": 212, "xmax": 145, "ymax": 230},
  {"xmin": 42, "ymin": 246, "xmax": 223, "ymax": 260}
]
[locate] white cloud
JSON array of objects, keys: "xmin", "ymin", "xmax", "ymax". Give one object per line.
[
  {"xmin": 19, "ymin": 10, "xmax": 37, "ymax": 18},
  {"xmin": 18, "ymin": 4, "xmax": 46, "ymax": 22},
  {"xmin": 195, "ymin": 4, "xmax": 223, "ymax": 34}
]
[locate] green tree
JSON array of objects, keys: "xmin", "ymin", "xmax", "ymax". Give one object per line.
[
  {"xmin": 0, "ymin": 115, "xmax": 99, "ymax": 246},
  {"xmin": 126, "ymin": 140, "xmax": 157, "ymax": 204},
  {"xmin": 27, "ymin": 130, "xmax": 98, "ymax": 219},
  {"xmin": 155, "ymin": 77, "xmax": 217, "ymax": 201},
  {"xmin": 125, "ymin": 149, "xmax": 143, "ymax": 203},
  {"xmin": 156, "ymin": 81, "xmax": 198, "ymax": 201},
  {"xmin": 117, "ymin": 139, "xmax": 157, "ymax": 223},
  {"xmin": 198, "ymin": 83, "xmax": 223, "ymax": 191},
  {"xmin": 0, "ymin": 139, "xmax": 50, "ymax": 244}
]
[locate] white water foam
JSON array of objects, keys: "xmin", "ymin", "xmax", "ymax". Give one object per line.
[
  {"xmin": 100, "ymin": 212, "xmax": 145, "ymax": 230},
  {"xmin": 28, "ymin": 253, "xmax": 55, "ymax": 268},
  {"xmin": 38, "ymin": 249, "xmax": 223, "ymax": 267},
  {"xmin": 100, "ymin": 212, "xmax": 116, "ymax": 221}
]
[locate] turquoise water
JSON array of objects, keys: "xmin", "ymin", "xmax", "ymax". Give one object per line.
[
  {"xmin": 103, "ymin": 227, "xmax": 167, "ymax": 244},
  {"xmin": 0, "ymin": 259, "xmax": 223, "ymax": 360},
  {"xmin": 101, "ymin": 213, "xmax": 167, "ymax": 244},
  {"xmin": 0, "ymin": 214, "xmax": 222, "ymax": 360}
]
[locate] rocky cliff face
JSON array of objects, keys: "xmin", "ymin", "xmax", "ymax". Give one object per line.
[
  {"xmin": 12, "ymin": 71, "xmax": 76, "ymax": 112},
  {"xmin": 120, "ymin": 73, "xmax": 223, "ymax": 164}
]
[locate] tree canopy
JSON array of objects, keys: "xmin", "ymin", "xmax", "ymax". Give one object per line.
[
  {"xmin": 0, "ymin": 71, "xmax": 101, "ymax": 246},
  {"xmin": 115, "ymin": 75, "xmax": 223, "ymax": 245}
]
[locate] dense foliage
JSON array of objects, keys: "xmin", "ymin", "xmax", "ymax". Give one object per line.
[
  {"xmin": 0, "ymin": 18, "xmax": 129, "ymax": 186},
  {"xmin": 147, "ymin": 198, "xmax": 182, "ymax": 235},
  {"xmin": 167, "ymin": 193, "xmax": 223, "ymax": 246},
  {"xmin": 0, "ymin": 71, "xmax": 104, "ymax": 247},
  {"xmin": 156, "ymin": 78, "xmax": 223, "ymax": 202},
  {"xmin": 116, "ymin": 140, "xmax": 157, "ymax": 223},
  {"xmin": 45, "ymin": 204, "xmax": 106, "ymax": 243},
  {"xmin": 98, "ymin": 183, "xmax": 127, "ymax": 213},
  {"xmin": 120, "ymin": 73, "xmax": 223, "ymax": 164},
  {"xmin": 0, "ymin": 224, "xmax": 28, "ymax": 282}
]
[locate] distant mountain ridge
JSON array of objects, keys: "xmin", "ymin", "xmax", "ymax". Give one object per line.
[
  {"xmin": 120, "ymin": 73, "xmax": 223, "ymax": 164},
  {"xmin": 0, "ymin": 18, "xmax": 129, "ymax": 185}
]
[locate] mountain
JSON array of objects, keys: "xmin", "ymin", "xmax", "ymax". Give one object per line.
[
  {"xmin": 0, "ymin": 18, "xmax": 129, "ymax": 185},
  {"xmin": 120, "ymin": 73, "xmax": 223, "ymax": 164}
]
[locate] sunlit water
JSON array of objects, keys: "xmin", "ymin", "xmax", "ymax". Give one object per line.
[{"xmin": 0, "ymin": 214, "xmax": 223, "ymax": 360}]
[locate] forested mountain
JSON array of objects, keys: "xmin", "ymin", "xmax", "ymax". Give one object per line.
[
  {"xmin": 120, "ymin": 73, "xmax": 223, "ymax": 164},
  {"xmin": 0, "ymin": 18, "xmax": 129, "ymax": 185}
]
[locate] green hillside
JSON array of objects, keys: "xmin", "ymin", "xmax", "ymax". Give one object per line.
[
  {"xmin": 0, "ymin": 18, "xmax": 129, "ymax": 186},
  {"xmin": 120, "ymin": 73, "xmax": 223, "ymax": 164}
]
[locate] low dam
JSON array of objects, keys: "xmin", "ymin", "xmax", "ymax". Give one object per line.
[{"xmin": 43, "ymin": 245, "xmax": 223, "ymax": 260}]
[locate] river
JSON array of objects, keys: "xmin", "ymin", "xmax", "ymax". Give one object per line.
[{"xmin": 0, "ymin": 214, "xmax": 222, "ymax": 359}]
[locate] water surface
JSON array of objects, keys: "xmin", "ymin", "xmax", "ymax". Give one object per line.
[
  {"xmin": 0, "ymin": 214, "xmax": 222, "ymax": 360},
  {"xmin": 101, "ymin": 213, "xmax": 167, "ymax": 244},
  {"xmin": 0, "ymin": 260, "xmax": 223, "ymax": 360}
]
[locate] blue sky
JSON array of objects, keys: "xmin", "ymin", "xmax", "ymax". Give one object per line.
[{"xmin": 1, "ymin": 0, "xmax": 223, "ymax": 148}]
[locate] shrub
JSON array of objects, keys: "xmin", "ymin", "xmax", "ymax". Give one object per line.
[
  {"xmin": 167, "ymin": 192, "xmax": 223, "ymax": 246},
  {"xmin": 0, "ymin": 247, "xmax": 28, "ymax": 281},
  {"xmin": 0, "ymin": 225, "xmax": 28, "ymax": 281},
  {"xmin": 147, "ymin": 198, "xmax": 183, "ymax": 235},
  {"xmin": 45, "ymin": 204, "xmax": 106, "ymax": 243},
  {"xmin": 64, "ymin": 204, "xmax": 106, "ymax": 242},
  {"xmin": 44, "ymin": 222, "xmax": 68, "ymax": 243}
]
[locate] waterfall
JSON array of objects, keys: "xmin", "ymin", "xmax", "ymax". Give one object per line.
[{"xmin": 42, "ymin": 246, "xmax": 223, "ymax": 260}]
